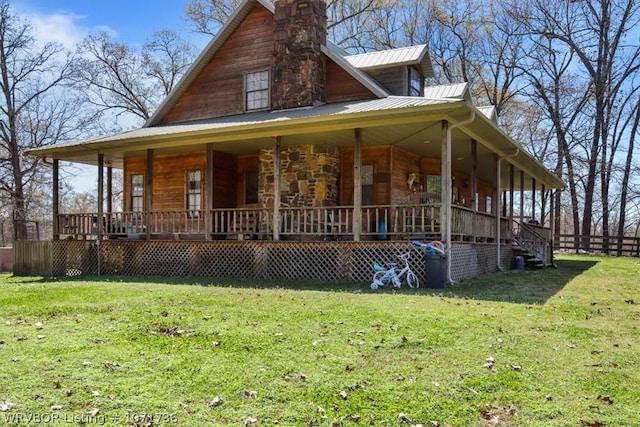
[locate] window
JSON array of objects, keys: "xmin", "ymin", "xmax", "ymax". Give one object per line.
[
  {"xmin": 131, "ymin": 174, "xmax": 144, "ymax": 215},
  {"xmin": 187, "ymin": 170, "xmax": 202, "ymax": 216},
  {"xmin": 245, "ymin": 171, "xmax": 258, "ymax": 205},
  {"xmin": 245, "ymin": 71, "xmax": 270, "ymax": 111},
  {"xmin": 362, "ymin": 164, "xmax": 374, "ymax": 205},
  {"xmin": 424, "ymin": 175, "xmax": 442, "ymax": 202},
  {"xmin": 486, "ymin": 195, "xmax": 493, "ymax": 214},
  {"xmin": 409, "ymin": 67, "xmax": 422, "ymax": 97}
]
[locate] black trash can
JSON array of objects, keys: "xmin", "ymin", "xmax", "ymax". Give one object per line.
[{"xmin": 424, "ymin": 254, "xmax": 447, "ymax": 288}]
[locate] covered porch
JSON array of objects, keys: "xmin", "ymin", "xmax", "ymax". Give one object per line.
[{"xmin": 28, "ymin": 98, "xmax": 562, "ymax": 281}]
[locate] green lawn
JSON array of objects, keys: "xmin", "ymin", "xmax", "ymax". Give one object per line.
[{"xmin": 0, "ymin": 255, "xmax": 638, "ymax": 426}]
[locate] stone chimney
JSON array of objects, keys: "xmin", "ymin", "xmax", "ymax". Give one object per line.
[{"xmin": 272, "ymin": 0, "xmax": 327, "ymax": 110}]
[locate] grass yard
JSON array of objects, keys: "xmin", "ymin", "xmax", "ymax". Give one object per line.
[{"xmin": 0, "ymin": 255, "xmax": 638, "ymax": 426}]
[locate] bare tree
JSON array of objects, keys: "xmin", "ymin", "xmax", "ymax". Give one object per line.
[
  {"xmin": 77, "ymin": 30, "xmax": 195, "ymax": 124},
  {"xmin": 516, "ymin": 0, "xmax": 640, "ymax": 250},
  {"xmin": 0, "ymin": 0, "xmax": 87, "ymax": 241}
]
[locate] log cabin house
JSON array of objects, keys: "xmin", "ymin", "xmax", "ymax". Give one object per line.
[{"xmin": 20, "ymin": 0, "xmax": 564, "ymax": 284}]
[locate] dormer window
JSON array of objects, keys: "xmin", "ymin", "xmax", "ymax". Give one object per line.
[
  {"xmin": 409, "ymin": 67, "xmax": 423, "ymax": 97},
  {"xmin": 245, "ymin": 70, "xmax": 270, "ymax": 111}
]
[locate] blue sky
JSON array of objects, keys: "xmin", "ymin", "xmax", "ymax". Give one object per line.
[
  {"xmin": 16, "ymin": 0, "xmax": 209, "ymax": 49},
  {"xmin": 15, "ymin": 1, "xmax": 212, "ymax": 193}
]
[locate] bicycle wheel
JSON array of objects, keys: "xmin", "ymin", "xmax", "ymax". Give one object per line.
[
  {"xmin": 405, "ymin": 270, "xmax": 419, "ymax": 288},
  {"xmin": 373, "ymin": 271, "xmax": 390, "ymax": 286}
]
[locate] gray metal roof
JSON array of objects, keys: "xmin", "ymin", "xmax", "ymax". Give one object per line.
[{"xmin": 345, "ymin": 45, "xmax": 434, "ymax": 78}]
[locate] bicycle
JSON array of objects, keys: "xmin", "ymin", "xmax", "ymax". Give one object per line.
[{"xmin": 370, "ymin": 252, "xmax": 419, "ymax": 289}]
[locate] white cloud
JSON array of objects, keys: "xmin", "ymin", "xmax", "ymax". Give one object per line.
[{"xmin": 26, "ymin": 12, "xmax": 118, "ymax": 50}]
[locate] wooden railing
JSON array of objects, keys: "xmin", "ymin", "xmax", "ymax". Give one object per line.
[{"xmin": 56, "ymin": 205, "xmax": 513, "ymax": 242}]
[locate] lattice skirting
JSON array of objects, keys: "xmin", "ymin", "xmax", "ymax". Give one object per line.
[{"xmin": 14, "ymin": 241, "xmax": 514, "ymax": 284}]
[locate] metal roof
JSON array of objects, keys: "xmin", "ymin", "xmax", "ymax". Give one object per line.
[
  {"xmin": 38, "ymin": 96, "xmax": 457, "ymax": 150},
  {"xmin": 345, "ymin": 45, "xmax": 434, "ymax": 78},
  {"xmin": 423, "ymin": 83, "xmax": 472, "ymax": 101},
  {"xmin": 477, "ymin": 106, "xmax": 498, "ymax": 123}
]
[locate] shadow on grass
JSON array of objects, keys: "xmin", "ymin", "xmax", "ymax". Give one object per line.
[
  {"xmin": 438, "ymin": 258, "xmax": 600, "ymax": 304},
  {"xmin": 26, "ymin": 258, "xmax": 598, "ymax": 305}
]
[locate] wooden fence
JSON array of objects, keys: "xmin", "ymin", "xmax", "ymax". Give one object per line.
[{"xmin": 556, "ymin": 234, "xmax": 640, "ymax": 257}]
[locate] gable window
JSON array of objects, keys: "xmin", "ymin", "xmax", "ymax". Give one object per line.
[
  {"xmin": 187, "ymin": 170, "xmax": 202, "ymax": 216},
  {"xmin": 362, "ymin": 164, "xmax": 374, "ymax": 205},
  {"xmin": 245, "ymin": 70, "xmax": 270, "ymax": 111},
  {"xmin": 131, "ymin": 174, "xmax": 144, "ymax": 215},
  {"xmin": 409, "ymin": 67, "xmax": 422, "ymax": 97}
]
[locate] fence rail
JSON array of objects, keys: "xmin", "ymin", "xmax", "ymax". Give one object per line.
[{"xmin": 556, "ymin": 234, "xmax": 640, "ymax": 257}]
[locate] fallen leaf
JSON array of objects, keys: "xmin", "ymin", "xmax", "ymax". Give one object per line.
[
  {"xmin": 50, "ymin": 405, "xmax": 63, "ymax": 411},
  {"xmin": 37, "ymin": 335, "xmax": 46, "ymax": 340},
  {"xmin": 209, "ymin": 396, "xmax": 224, "ymax": 407},
  {"xmin": 624, "ymin": 299, "xmax": 634, "ymax": 305},
  {"xmin": 597, "ymin": 395, "xmax": 614, "ymax": 405},
  {"xmin": 5, "ymin": 320, "xmax": 11, "ymax": 326},
  {"xmin": 82, "ymin": 361, "xmax": 92, "ymax": 367},
  {"xmin": 243, "ymin": 416, "xmax": 258, "ymax": 426},
  {"xmin": 0, "ymin": 401, "xmax": 15, "ymax": 412},
  {"xmin": 511, "ymin": 365, "xmax": 522, "ymax": 371},
  {"xmin": 53, "ymin": 380, "xmax": 61, "ymax": 389},
  {"xmin": 339, "ymin": 390, "xmax": 348, "ymax": 400},
  {"xmin": 398, "ymin": 413, "xmax": 411, "ymax": 421},
  {"xmin": 63, "ymin": 389, "xmax": 73, "ymax": 397},
  {"xmin": 242, "ymin": 390, "xmax": 258, "ymax": 399},
  {"xmin": 34, "ymin": 322, "xmax": 44, "ymax": 329},
  {"xmin": 91, "ymin": 391, "xmax": 100, "ymax": 397},
  {"xmin": 88, "ymin": 408, "xmax": 99, "ymax": 417}
]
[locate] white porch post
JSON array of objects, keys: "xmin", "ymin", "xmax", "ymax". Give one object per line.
[
  {"xmin": 519, "ymin": 170, "xmax": 525, "ymax": 225},
  {"xmin": 273, "ymin": 136, "xmax": 281, "ymax": 241},
  {"xmin": 531, "ymin": 178, "xmax": 537, "ymax": 222},
  {"xmin": 509, "ymin": 164, "xmax": 515, "ymax": 228},
  {"xmin": 353, "ymin": 128, "xmax": 362, "ymax": 242},
  {"xmin": 53, "ymin": 159, "xmax": 59, "ymax": 241}
]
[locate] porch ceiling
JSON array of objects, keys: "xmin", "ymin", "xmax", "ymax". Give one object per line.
[{"xmin": 29, "ymin": 98, "xmax": 564, "ymax": 190}]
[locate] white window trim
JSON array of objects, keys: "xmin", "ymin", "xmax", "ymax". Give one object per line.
[{"xmin": 244, "ymin": 69, "xmax": 271, "ymax": 112}]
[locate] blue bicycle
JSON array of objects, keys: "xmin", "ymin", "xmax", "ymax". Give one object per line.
[{"xmin": 370, "ymin": 252, "xmax": 419, "ymax": 289}]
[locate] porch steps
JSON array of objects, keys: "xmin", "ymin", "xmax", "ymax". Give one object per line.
[{"xmin": 513, "ymin": 246, "xmax": 545, "ymax": 269}]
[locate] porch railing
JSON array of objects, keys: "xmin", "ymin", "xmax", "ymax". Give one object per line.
[{"xmin": 56, "ymin": 205, "xmax": 514, "ymax": 242}]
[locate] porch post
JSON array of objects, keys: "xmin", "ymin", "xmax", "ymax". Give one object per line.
[
  {"xmin": 440, "ymin": 120, "xmax": 451, "ymax": 243},
  {"xmin": 549, "ymin": 189, "xmax": 556, "ymax": 266},
  {"xmin": 353, "ymin": 128, "xmax": 362, "ymax": 242},
  {"xmin": 205, "ymin": 143, "xmax": 214, "ymax": 240},
  {"xmin": 145, "ymin": 149, "xmax": 153, "ymax": 240},
  {"xmin": 493, "ymin": 154, "xmax": 500, "ymax": 242},
  {"xmin": 471, "ymin": 140, "xmax": 478, "ymax": 211},
  {"xmin": 273, "ymin": 136, "xmax": 281, "ymax": 241},
  {"xmin": 52, "ymin": 159, "xmax": 59, "ymax": 241},
  {"xmin": 541, "ymin": 184, "xmax": 547, "ymax": 226},
  {"xmin": 519, "ymin": 170, "xmax": 525, "ymax": 225},
  {"xmin": 509, "ymin": 164, "xmax": 515, "ymax": 229},
  {"xmin": 531, "ymin": 178, "xmax": 537, "ymax": 222},
  {"xmin": 106, "ymin": 166, "xmax": 113, "ymax": 214},
  {"xmin": 97, "ymin": 154, "xmax": 104, "ymax": 241}
]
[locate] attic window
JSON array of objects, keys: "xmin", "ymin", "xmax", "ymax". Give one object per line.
[
  {"xmin": 245, "ymin": 70, "xmax": 270, "ymax": 111},
  {"xmin": 409, "ymin": 67, "xmax": 422, "ymax": 97}
]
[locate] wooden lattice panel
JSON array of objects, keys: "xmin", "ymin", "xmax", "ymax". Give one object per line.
[
  {"xmin": 265, "ymin": 243, "xmax": 342, "ymax": 281},
  {"xmin": 39, "ymin": 241, "xmax": 516, "ymax": 285},
  {"xmin": 192, "ymin": 242, "xmax": 259, "ymax": 278}
]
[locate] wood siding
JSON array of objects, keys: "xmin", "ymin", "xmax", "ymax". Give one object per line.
[
  {"xmin": 159, "ymin": 5, "xmax": 274, "ymax": 124},
  {"xmin": 236, "ymin": 154, "xmax": 259, "ymax": 207},
  {"xmin": 212, "ymin": 151, "xmax": 236, "ymax": 209},
  {"xmin": 366, "ymin": 67, "xmax": 408, "ymax": 96},
  {"xmin": 125, "ymin": 152, "xmax": 207, "ymax": 211},
  {"xmin": 340, "ymin": 146, "xmax": 391, "ymax": 206},
  {"xmin": 325, "ymin": 61, "xmax": 378, "ymax": 103},
  {"xmin": 390, "ymin": 147, "xmax": 421, "ymax": 205}
]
